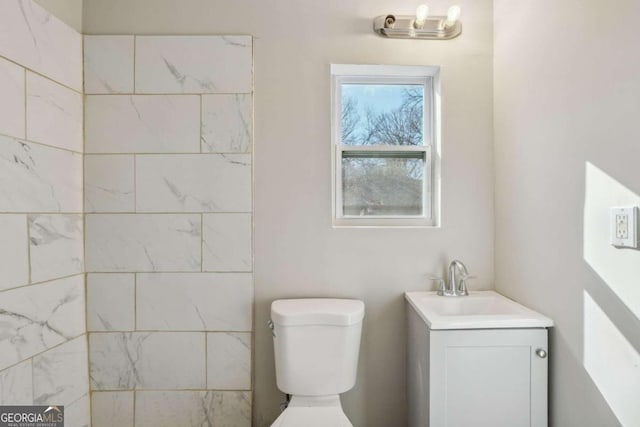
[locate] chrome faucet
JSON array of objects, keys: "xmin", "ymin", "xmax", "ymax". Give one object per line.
[{"xmin": 436, "ymin": 260, "xmax": 471, "ymax": 297}]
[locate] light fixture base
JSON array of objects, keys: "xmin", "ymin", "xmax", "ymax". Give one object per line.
[{"xmin": 373, "ymin": 15, "xmax": 462, "ymax": 40}]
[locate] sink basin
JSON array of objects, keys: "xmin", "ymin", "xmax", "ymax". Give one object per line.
[{"xmin": 405, "ymin": 290, "xmax": 553, "ymax": 330}]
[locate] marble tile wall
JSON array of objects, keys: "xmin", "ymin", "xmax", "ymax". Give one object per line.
[
  {"xmin": 85, "ymin": 214, "xmax": 202, "ymax": 272},
  {"xmin": 84, "ymin": 36, "xmax": 134, "ymax": 94},
  {"xmin": 85, "ymin": 95, "xmax": 201, "ymax": 154},
  {"xmin": 91, "ymin": 392, "xmax": 134, "ymax": 427},
  {"xmin": 0, "ymin": 1, "xmax": 88, "ymax": 425},
  {"xmin": 84, "ymin": 35, "xmax": 253, "ymax": 427},
  {"xmin": 0, "ymin": 0, "xmax": 82, "ymax": 91},
  {"xmin": 134, "ymin": 391, "xmax": 251, "ymax": 427},
  {"xmin": 26, "ymin": 72, "xmax": 83, "ymax": 152},
  {"xmin": 0, "ymin": 276, "xmax": 85, "ymax": 370},
  {"xmin": 0, "ymin": 134, "xmax": 83, "ymax": 212},
  {"xmin": 0, "ymin": 57, "xmax": 25, "ymax": 139},
  {"xmin": 134, "ymin": 36, "xmax": 252, "ymax": 94}
]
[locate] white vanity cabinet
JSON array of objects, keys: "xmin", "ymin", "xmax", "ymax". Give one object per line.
[{"xmin": 405, "ymin": 291, "xmax": 553, "ymax": 427}]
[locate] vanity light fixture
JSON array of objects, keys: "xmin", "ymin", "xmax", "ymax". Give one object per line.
[
  {"xmin": 374, "ymin": 4, "xmax": 462, "ymax": 40},
  {"xmin": 414, "ymin": 4, "xmax": 430, "ymax": 29}
]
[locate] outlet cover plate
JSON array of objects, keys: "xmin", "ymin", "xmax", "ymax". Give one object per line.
[{"xmin": 611, "ymin": 206, "xmax": 638, "ymax": 248}]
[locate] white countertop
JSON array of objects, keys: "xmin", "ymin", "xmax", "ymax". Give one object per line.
[{"xmin": 405, "ymin": 290, "xmax": 554, "ymax": 330}]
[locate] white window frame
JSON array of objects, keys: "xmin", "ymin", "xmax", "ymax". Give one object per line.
[{"xmin": 331, "ymin": 64, "xmax": 441, "ymax": 228}]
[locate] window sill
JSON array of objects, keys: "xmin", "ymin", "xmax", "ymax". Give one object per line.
[{"xmin": 332, "ymin": 217, "xmax": 439, "ymax": 228}]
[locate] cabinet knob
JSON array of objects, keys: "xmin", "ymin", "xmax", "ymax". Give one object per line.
[{"xmin": 536, "ymin": 348, "xmax": 547, "ymax": 358}]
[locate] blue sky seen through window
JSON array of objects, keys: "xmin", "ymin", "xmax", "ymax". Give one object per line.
[{"xmin": 341, "ymin": 83, "xmax": 424, "ymax": 146}]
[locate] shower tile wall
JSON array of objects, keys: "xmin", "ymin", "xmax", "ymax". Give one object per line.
[
  {"xmin": 84, "ymin": 35, "xmax": 253, "ymax": 427},
  {"xmin": 0, "ymin": 0, "xmax": 88, "ymax": 425}
]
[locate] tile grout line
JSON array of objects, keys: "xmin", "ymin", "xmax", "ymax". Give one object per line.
[
  {"xmin": 199, "ymin": 94, "xmax": 203, "ymax": 153},
  {"xmin": 24, "ymin": 68, "xmax": 34, "ymax": 403},
  {"xmin": 0, "ymin": 268, "xmax": 252, "ymax": 296},
  {"xmin": 0, "ymin": 272, "xmax": 86, "ymax": 295},
  {"xmin": 0, "ymin": 211, "xmax": 92, "ymax": 215},
  {"xmin": 30, "ymin": 353, "xmax": 35, "ymax": 405},
  {"xmin": 75, "ymin": 151, "xmax": 251, "ymax": 156},
  {"xmin": 25, "ymin": 215, "xmax": 31, "ymax": 284},
  {"xmin": 199, "ymin": 71, "xmax": 206, "ymax": 398},
  {"xmin": 250, "ymin": 35, "xmax": 256, "ymax": 399},
  {"xmin": 93, "ymin": 388, "xmax": 251, "ymax": 393},
  {"xmin": 199, "ymin": 90, "xmax": 203, "ymax": 281},
  {"xmin": 82, "ymin": 33, "xmax": 93, "ymax": 427},
  {"xmin": 0, "ymin": 129, "xmax": 85, "ymax": 155},
  {"xmin": 201, "ymin": 213, "xmax": 204, "ymax": 272},
  {"xmin": 85, "ymin": 92, "xmax": 252, "ymax": 96},
  {"xmin": 63, "ymin": 394, "xmax": 89, "ymax": 411},
  {"xmin": 82, "ymin": 73, "xmax": 89, "ymax": 381},
  {"xmin": 83, "ymin": 32, "xmax": 253, "ymax": 37},
  {"xmin": 0, "ymin": 53, "xmax": 83, "ymax": 96},
  {"xmin": 0, "ymin": 331, "xmax": 88, "ymax": 374},
  {"xmin": 23, "ymin": 68, "xmax": 27, "ymax": 139},
  {"xmin": 134, "ymin": 273, "xmax": 138, "ymax": 331},
  {"xmin": 204, "ymin": 332, "xmax": 208, "ymax": 390},
  {"xmin": 132, "ymin": 35, "xmax": 137, "ymax": 94},
  {"xmin": 88, "ymin": 329, "xmax": 252, "ymax": 334},
  {"xmin": 133, "ymin": 154, "xmax": 137, "ymax": 212},
  {"xmin": 82, "ymin": 270, "xmax": 253, "ymax": 274},
  {"xmin": 132, "ymin": 36, "xmax": 137, "ymax": 424},
  {"xmin": 133, "ymin": 387, "xmax": 136, "ymax": 426}
]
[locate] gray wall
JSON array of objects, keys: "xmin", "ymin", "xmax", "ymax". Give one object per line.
[
  {"xmin": 83, "ymin": 1, "xmax": 495, "ymax": 426},
  {"xmin": 34, "ymin": 0, "xmax": 83, "ymax": 32},
  {"xmin": 494, "ymin": 0, "xmax": 640, "ymax": 426}
]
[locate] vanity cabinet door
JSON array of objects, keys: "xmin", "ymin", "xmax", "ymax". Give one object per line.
[{"xmin": 429, "ymin": 328, "xmax": 548, "ymax": 427}]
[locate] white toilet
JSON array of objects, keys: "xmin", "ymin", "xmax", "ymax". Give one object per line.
[{"xmin": 269, "ymin": 298, "xmax": 365, "ymax": 427}]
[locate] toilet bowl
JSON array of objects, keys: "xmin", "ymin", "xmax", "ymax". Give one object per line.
[
  {"xmin": 270, "ymin": 396, "xmax": 352, "ymax": 427},
  {"xmin": 269, "ymin": 298, "xmax": 365, "ymax": 427}
]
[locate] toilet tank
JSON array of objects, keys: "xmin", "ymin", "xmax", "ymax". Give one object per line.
[{"xmin": 271, "ymin": 298, "xmax": 365, "ymax": 396}]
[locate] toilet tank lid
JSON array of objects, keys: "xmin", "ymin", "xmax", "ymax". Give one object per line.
[{"xmin": 271, "ymin": 298, "xmax": 365, "ymax": 326}]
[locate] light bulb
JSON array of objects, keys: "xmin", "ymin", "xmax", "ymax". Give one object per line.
[
  {"xmin": 414, "ymin": 4, "xmax": 429, "ymax": 29},
  {"xmin": 446, "ymin": 5, "xmax": 461, "ymax": 24}
]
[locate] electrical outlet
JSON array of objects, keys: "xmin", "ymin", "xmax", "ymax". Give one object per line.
[
  {"xmin": 616, "ymin": 214, "xmax": 628, "ymax": 239},
  {"xmin": 611, "ymin": 207, "xmax": 638, "ymax": 248}
]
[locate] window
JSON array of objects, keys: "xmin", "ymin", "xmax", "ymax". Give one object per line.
[{"xmin": 331, "ymin": 64, "xmax": 440, "ymax": 227}]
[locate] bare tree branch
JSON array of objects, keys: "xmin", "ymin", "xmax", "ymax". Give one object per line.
[
  {"xmin": 360, "ymin": 89, "xmax": 423, "ymax": 146},
  {"xmin": 341, "ymin": 96, "xmax": 360, "ymax": 144}
]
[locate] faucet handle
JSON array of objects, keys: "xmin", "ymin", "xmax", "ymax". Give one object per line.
[
  {"xmin": 458, "ymin": 275, "xmax": 476, "ymax": 295},
  {"xmin": 428, "ymin": 275, "xmax": 446, "ymax": 293}
]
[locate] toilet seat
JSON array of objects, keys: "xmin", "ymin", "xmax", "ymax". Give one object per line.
[{"xmin": 270, "ymin": 395, "xmax": 353, "ymax": 427}]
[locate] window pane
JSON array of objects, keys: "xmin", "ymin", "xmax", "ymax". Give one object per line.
[
  {"xmin": 341, "ymin": 84, "xmax": 424, "ymax": 146},
  {"xmin": 342, "ymin": 152, "xmax": 425, "ymax": 216}
]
